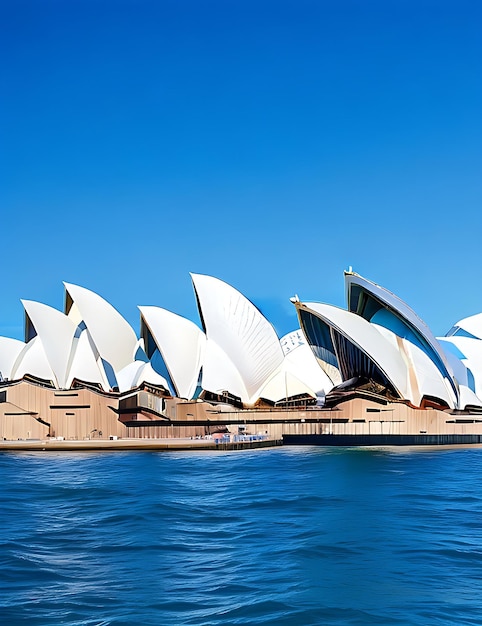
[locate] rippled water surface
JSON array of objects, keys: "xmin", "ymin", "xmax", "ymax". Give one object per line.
[{"xmin": 2, "ymin": 446, "xmax": 482, "ymax": 625}]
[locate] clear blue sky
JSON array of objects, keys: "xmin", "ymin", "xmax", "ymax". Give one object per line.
[{"xmin": 1, "ymin": 0, "xmax": 481, "ymax": 342}]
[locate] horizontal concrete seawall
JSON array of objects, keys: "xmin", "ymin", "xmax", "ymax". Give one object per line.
[{"xmin": 0, "ymin": 437, "xmax": 283, "ymax": 452}]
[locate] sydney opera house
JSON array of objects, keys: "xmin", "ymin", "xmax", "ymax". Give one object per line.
[{"xmin": 1, "ymin": 270, "xmax": 482, "ymax": 447}]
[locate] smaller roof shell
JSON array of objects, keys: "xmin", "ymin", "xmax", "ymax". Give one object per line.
[
  {"xmin": 21, "ymin": 300, "xmax": 78, "ymax": 389},
  {"xmin": 64, "ymin": 283, "xmax": 138, "ymax": 374},
  {"xmin": 0, "ymin": 337, "xmax": 26, "ymax": 381},
  {"xmin": 11, "ymin": 336, "xmax": 56, "ymax": 384},
  {"xmin": 139, "ymin": 306, "xmax": 205, "ymax": 400},
  {"xmin": 446, "ymin": 312, "xmax": 482, "ymax": 340},
  {"xmin": 280, "ymin": 330, "xmax": 334, "ymax": 396}
]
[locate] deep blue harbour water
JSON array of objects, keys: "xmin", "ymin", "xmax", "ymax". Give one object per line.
[{"xmin": 2, "ymin": 446, "xmax": 482, "ymax": 625}]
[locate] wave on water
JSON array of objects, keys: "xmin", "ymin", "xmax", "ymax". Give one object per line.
[{"xmin": 2, "ymin": 447, "xmax": 482, "ymax": 625}]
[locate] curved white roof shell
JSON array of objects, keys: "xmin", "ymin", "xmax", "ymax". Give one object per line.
[
  {"xmin": 134, "ymin": 362, "xmax": 170, "ymax": 390},
  {"xmin": 280, "ymin": 329, "xmax": 307, "ymax": 356},
  {"xmin": 0, "ymin": 337, "xmax": 26, "ymax": 381},
  {"xmin": 139, "ymin": 306, "xmax": 205, "ymax": 400},
  {"xmin": 446, "ymin": 312, "xmax": 482, "ymax": 341},
  {"xmin": 64, "ymin": 328, "xmax": 109, "ymax": 390},
  {"xmin": 116, "ymin": 361, "xmax": 169, "ymax": 393},
  {"xmin": 295, "ymin": 301, "xmax": 410, "ymax": 401},
  {"xmin": 19, "ymin": 299, "xmax": 128, "ymax": 391},
  {"xmin": 191, "ymin": 273, "xmax": 284, "ymax": 404},
  {"xmin": 11, "ymin": 336, "xmax": 56, "ymax": 384},
  {"xmin": 201, "ymin": 336, "xmax": 249, "ymax": 400},
  {"xmin": 345, "ymin": 271, "xmax": 459, "ymax": 406},
  {"xmin": 280, "ymin": 330, "xmax": 334, "ymax": 396},
  {"xmin": 458, "ymin": 385, "xmax": 482, "ymax": 410},
  {"xmin": 439, "ymin": 336, "xmax": 482, "ymax": 403},
  {"xmin": 112, "ymin": 361, "xmax": 145, "ymax": 394},
  {"xmin": 403, "ymin": 338, "xmax": 456, "ymax": 408},
  {"xmin": 21, "ymin": 300, "xmax": 78, "ymax": 389},
  {"xmin": 258, "ymin": 368, "xmax": 317, "ymax": 403},
  {"xmin": 64, "ymin": 283, "xmax": 138, "ymax": 374},
  {"xmin": 371, "ymin": 323, "xmax": 457, "ymax": 409}
]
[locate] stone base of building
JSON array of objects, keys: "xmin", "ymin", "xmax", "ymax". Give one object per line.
[{"xmin": 2, "ymin": 379, "xmax": 482, "ymax": 448}]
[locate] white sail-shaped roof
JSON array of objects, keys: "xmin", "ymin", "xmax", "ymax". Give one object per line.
[
  {"xmin": 446, "ymin": 312, "xmax": 482, "ymax": 340},
  {"xmin": 0, "ymin": 337, "xmax": 26, "ymax": 381},
  {"xmin": 21, "ymin": 300, "xmax": 77, "ymax": 389},
  {"xmin": 64, "ymin": 283, "xmax": 138, "ymax": 374},
  {"xmin": 115, "ymin": 361, "xmax": 169, "ymax": 393},
  {"xmin": 139, "ymin": 306, "xmax": 205, "ymax": 400},
  {"xmin": 280, "ymin": 330, "xmax": 334, "ymax": 396},
  {"xmin": 458, "ymin": 385, "xmax": 482, "ymax": 409},
  {"xmin": 371, "ymin": 323, "xmax": 457, "ymax": 408},
  {"xmin": 64, "ymin": 328, "xmax": 109, "ymax": 390},
  {"xmin": 11, "ymin": 336, "xmax": 56, "ymax": 384},
  {"xmin": 345, "ymin": 270, "xmax": 459, "ymax": 406},
  {"xmin": 280, "ymin": 329, "xmax": 305, "ymax": 356},
  {"xmin": 295, "ymin": 301, "xmax": 411, "ymax": 401},
  {"xmin": 111, "ymin": 361, "xmax": 145, "ymax": 393},
  {"xmin": 201, "ymin": 337, "xmax": 249, "ymax": 400},
  {"xmin": 439, "ymin": 336, "xmax": 482, "ymax": 403},
  {"xmin": 258, "ymin": 368, "xmax": 317, "ymax": 403},
  {"xmin": 191, "ymin": 273, "xmax": 284, "ymax": 404},
  {"xmin": 134, "ymin": 362, "xmax": 170, "ymax": 390},
  {"xmin": 257, "ymin": 330, "xmax": 333, "ymax": 403},
  {"xmin": 402, "ymin": 338, "xmax": 457, "ymax": 408}
]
